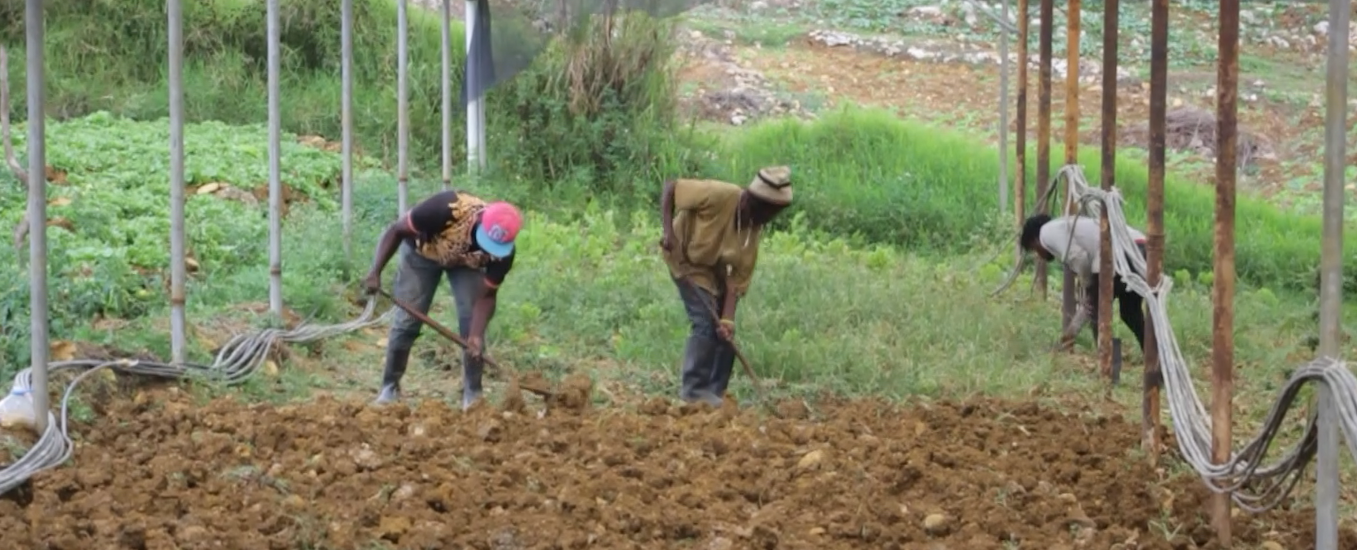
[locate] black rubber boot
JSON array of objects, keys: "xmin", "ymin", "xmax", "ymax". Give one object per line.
[
  {"xmin": 375, "ymin": 347, "xmax": 412, "ymax": 404},
  {"xmin": 679, "ymin": 334, "xmax": 720, "ymax": 406},
  {"xmin": 462, "ymin": 355, "xmax": 485, "ymax": 411},
  {"xmin": 709, "ymin": 342, "xmax": 737, "ymax": 399}
]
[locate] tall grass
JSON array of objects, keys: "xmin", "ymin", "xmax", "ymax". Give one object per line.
[{"xmin": 705, "ymin": 106, "xmax": 1354, "ymax": 296}]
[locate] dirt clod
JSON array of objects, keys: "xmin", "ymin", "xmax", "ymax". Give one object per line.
[{"xmin": 924, "ymin": 513, "xmax": 953, "ymax": 536}]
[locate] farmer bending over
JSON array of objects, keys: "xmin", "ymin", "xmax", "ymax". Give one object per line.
[
  {"xmin": 659, "ymin": 166, "xmax": 793, "ymax": 406},
  {"xmin": 363, "ymin": 190, "xmax": 523, "ymax": 409},
  {"xmin": 1020, "ymin": 213, "xmax": 1147, "ymax": 354}
]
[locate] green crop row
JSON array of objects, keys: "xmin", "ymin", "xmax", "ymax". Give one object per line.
[
  {"xmin": 0, "ymin": 112, "xmax": 358, "ymax": 331},
  {"xmin": 0, "ymin": 0, "xmax": 697, "ymax": 194}
]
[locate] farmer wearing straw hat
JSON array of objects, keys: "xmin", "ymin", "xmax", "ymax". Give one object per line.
[
  {"xmin": 1019, "ymin": 213, "xmax": 1148, "ymax": 354},
  {"xmin": 659, "ymin": 166, "xmax": 793, "ymax": 406},
  {"xmin": 362, "ymin": 190, "xmax": 523, "ymax": 409}
]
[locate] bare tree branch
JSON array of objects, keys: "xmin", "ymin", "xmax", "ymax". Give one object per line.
[{"xmin": 1, "ymin": 45, "xmax": 32, "ymax": 255}]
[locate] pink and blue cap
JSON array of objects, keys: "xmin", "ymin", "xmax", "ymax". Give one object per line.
[{"xmin": 475, "ymin": 201, "xmax": 522, "ymax": 258}]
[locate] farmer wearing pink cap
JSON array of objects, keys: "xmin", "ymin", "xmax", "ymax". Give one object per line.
[{"xmin": 362, "ymin": 190, "xmax": 523, "ymax": 409}]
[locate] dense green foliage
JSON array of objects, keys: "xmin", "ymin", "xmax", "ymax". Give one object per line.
[
  {"xmin": 0, "ymin": 0, "xmax": 1344, "ymax": 387},
  {"xmin": 706, "ymin": 108, "xmax": 1356, "ymax": 295},
  {"xmin": 4, "ymin": 0, "xmax": 1342, "ymax": 295},
  {"xmin": 0, "ymin": 0, "xmax": 695, "ymax": 194}
]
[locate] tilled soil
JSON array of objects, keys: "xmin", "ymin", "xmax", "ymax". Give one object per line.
[{"xmin": 0, "ymin": 384, "xmax": 1351, "ymax": 550}]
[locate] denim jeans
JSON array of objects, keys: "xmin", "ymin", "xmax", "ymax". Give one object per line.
[
  {"xmin": 673, "ymin": 277, "xmax": 737, "ymax": 406},
  {"xmin": 384, "ymin": 242, "xmax": 487, "ymax": 407}
]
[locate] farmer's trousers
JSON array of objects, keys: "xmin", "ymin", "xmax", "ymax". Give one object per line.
[
  {"xmin": 385, "ymin": 242, "xmax": 487, "ymax": 403},
  {"xmin": 673, "ymin": 278, "xmax": 737, "ymax": 406},
  {"xmin": 1078, "ymin": 242, "xmax": 1148, "ymax": 354}
]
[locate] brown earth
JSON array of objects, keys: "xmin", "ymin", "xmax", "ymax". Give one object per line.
[{"xmin": 2, "ymin": 387, "xmax": 1351, "ymax": 550}]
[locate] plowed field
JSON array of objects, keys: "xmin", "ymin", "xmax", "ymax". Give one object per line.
[{"xmin": 0, "ymin": 379, "xmax": 1351, "ymax": 550}]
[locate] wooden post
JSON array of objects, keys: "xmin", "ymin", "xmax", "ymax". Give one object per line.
[
  {"xmin": 1061, "ymin": 0, "xmax": 1081, "ymax": 343},
  {"xmin": 1211, "ymin": 0, "xmax": 1239, "ymax": 543},
  {"xmin": 1035, "ymin": 0, "xmax": 1054, "ymax": 299},
  {"xmin": 1143, "ymin": 0, "xmax": 1169, "ymax": 466},
  {"xmin": 1097, "ymin": 0, "xmax": 1117, "ymax": 380}
]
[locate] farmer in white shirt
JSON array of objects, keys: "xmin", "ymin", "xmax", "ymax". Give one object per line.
[{"xmin": 1019, "ymin": 213, "xmax": 1148, "ymax": 353}]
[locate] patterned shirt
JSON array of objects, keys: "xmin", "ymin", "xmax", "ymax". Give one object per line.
[{"xmin": 405, "ymin": 190, "xmax": 515, "ymax": 287}]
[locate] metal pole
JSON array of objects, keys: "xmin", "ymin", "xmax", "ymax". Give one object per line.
[
  {"xmin": 1315, "ymin": 0, "xmax": 1349, "ymax": 546},
  {"xmin": 1015, "ymin": 0, "xmax": 1029, "ymax": 268},
  {"xmin": 1061, "ymin": 0, "xmax": 1081, "ymax": 337},
  {"xmin": 1211, "ymin": 0, "xmax": 1239, "ymax": 542},
  {"xmin": 474, "ymin": 6, "xmax": 487, "ymax": 172},
  {"xmin": 441, "ymin": 0, "xmax": 453, "ymax": 190},
  {"xmin": 1097, "ymin": 0, "xmax": 1116, "ymax": 381},
  {"xmin": 167, "ymin": 0, "xmax": 187, "ymax": 365},
  {"xmin": 997, "ymin": 0, "xmax": 1011, "ymax": 214},
  {"xmin": 466, "ymin": 0, "xmax": 483, "ymax": 174},
  {"xmin": 1143, "ymin": 0, "xmax": 1169, "ymax": 467},
  {"xmin": 397, "ymin": 0, "xmax": 410, "ymax": 212},
  {"xmin": 1035, "ymin": 0, "xmax": 1053, "ymax": 299},
  {"xmin": 341, "ymin": 0, "xmax": 354, "ymax": 277},
  {"xmin": 266, "ymin": 0, "xmax": 284, "ymax": 315},
  {"xmin": 25, "ymin": 0, "xmax": 49, "ymax": 436}
]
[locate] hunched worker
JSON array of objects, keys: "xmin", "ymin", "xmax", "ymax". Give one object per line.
[
  {"xmin": 1019, "ymin": 213, "xmax": 1148, "ymax": 354},
  {"xmin": 658, "ymin": 166, "xmax": 793, "ymax": 406},
  {"xmin": 362, "ymin": 189, "xmax": 523, "ymax": 409}
]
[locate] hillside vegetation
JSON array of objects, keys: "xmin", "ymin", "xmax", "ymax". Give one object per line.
[{"xmin": 0, "ymin": 0, "xmax": 1345, "ymax": 378}]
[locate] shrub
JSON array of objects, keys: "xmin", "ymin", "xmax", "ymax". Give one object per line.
[{"xmin": 489, "ymin": 11, "xmax": 707, "ymax": 201}]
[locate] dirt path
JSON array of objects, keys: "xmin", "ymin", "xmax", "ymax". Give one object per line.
[{"xmin": 2, "ymin": 389, "xmax": 1350, "ymax": 549}]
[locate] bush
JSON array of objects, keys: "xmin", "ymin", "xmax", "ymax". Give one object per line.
[
  {"xmin": 489, "ymin": 12, "xmax": 707, "ymax": 200},
  {"xmin": 703, "ymin": 106, "xmax": 1357, "ymax": 296}
]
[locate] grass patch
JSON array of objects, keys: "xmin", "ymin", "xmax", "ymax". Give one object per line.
[
  {"xmin": 38, "ymin": 172, "xmax": 1338, "ymax": 415},
  {"xmin": 682, "ymin": 16, "xmax": 807, "ymax": 48},
  {"xmin": 703, "ymin": 106, "xmax": 1357, "ymax": 296}
]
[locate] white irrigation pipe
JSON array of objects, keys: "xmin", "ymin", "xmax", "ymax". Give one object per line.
[{"xmin": 0, "ymin": 299, "xmax": 395, "ymax": 495}]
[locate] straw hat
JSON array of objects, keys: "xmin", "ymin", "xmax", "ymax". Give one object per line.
[{"xmin": 747, "ymin": 165, "xmax": 793, "ymax": 205}]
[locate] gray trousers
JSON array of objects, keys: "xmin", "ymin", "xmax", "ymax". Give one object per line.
[
  {"xmin": 673, "ymin": 278, "xmax": 736, "ymax": 406},
  {"xmin": 386, "ymin": 242, "xmax": 487, "ymax": 402}
]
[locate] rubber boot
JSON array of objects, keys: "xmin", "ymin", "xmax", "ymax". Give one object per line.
[
  {"xmin": 375, "ymin": 348, "xmax": 412, "ymax": 404},
  {"xmin": 462, "ymin": 354, "xmax": 485, "ymax": 411},
  {"xmin": 679, "ymin": 334, "xmax": 720, "ymax": 406},
  {"xmin": 709, "ymin": 342, "xmax": 737, "ymax": 400}
]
